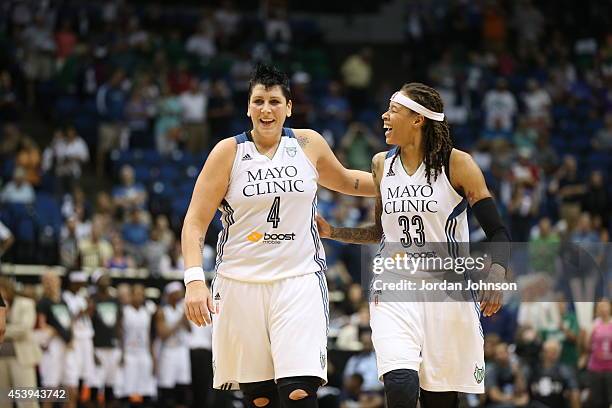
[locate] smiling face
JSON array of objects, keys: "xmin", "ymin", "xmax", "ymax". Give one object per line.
[
  {"xmin": 381, "ymin": 96, "xmax": 424, "ymax": 146},
  {"xmin": 248, "ymin": 84, "xmax": 292, "ymax": 137}
]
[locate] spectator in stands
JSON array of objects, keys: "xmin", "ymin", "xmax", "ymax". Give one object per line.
[
  {"xmin": 59, "ymin": 216, "xmax": 80, "ymax": 269},
  {"xmin": 339, "ymin": 122, "xmax": 385, "ymax": 172},
  {"xmin": 179, "ymin": 78, "xmax": 208, "ymax": 153},
  {"xmin": 21, "ymin": 14, "xmax": 56, "ymax": 105},
  {"xmin": 42, "ymin": 126, "xmax": 90, "ymax": 197},
  {"xmin": 584, "ymin": 299, "xmax": 612, "ymax": 408},
  {"xmin": 483, "ymin": 78, "xmax": 517, "ymax": 132},
  {"xmin": 0, "ymin": 166, "xmax": 35, "ymax": 204},
  {"xmin": 0, "ymin": 123, "xmax": 22, "ymax": 165},
  {"xmin": 54, "ymin": 19, "xmax": 77, "ymax": 61},
  {"xmin": 540, "ymin": 294, "xmax": 580, "ymax": 368},
  {"xmin": 124, "ymin": 85, "xmax": 154, "ymax": 149},
  {"xmin": 185, "ymin": 24, "xmax": 217, "ymax": 63},
  {"xmin": 582, "ymin": 170, "xmax": 609, "ymax": 224},
  {"xmin": 112, "ymin": 164, "xmax": 148, "ymax": 213},
  {"xmin": 15, "ymin": 136, "xmax": 41, "ymax": 186},
  {"xmin": 320, "ymin": 81, "xmax": 351, "ymax": 144},
  {"xmin": 523, "ymin": 79, "xmax": 551, "ymax": 126},
  {"xmin": 96, "ymin": 68, "xmax": 128, "ymax": 176},
  {"xmin": 570, "ymin": 213, "xmax": 599, "ymax": 244},
  {"xmin": 37, "ymin": 271, "xmax": 74, "ymax": 408},
  {"xmin": 155, "ymin": 82, "xmax": 183, "ymax": 155},
  {"xmin": 206, "ymin": 79, "xmax": 234, "ymax": 146},
  {"xmin": 592, "ymin": 113, "xmax": 612, "ymax": 151},
  {"xmin": 527, "ymin": 339, "xmax": 580, "ymax": 408},
  {"xmin": 0, "ymin": 277, "xmax": 42, "ymax": 408},
  {"xmin": 528, "ymin": 217, "xmax": 560, "ymax": 275},
  {"xmin": 484, "ymin": 343, "xmax": 529, "ymax": 407},
  {"xmin": 121, "ymin": 209, "xmax": 150, "ymax": 259},
  {"xmin": 106, "ymin": 234, "xmax": 135, "ymax": 270},
  {"xmin": 512, "ymin": 0, "xmax": 544, "ymax": 50},
  {"xmin": 0, "ymin": 221, "xmax": 14, "ymax": 272},
  {"xmin": 78, "ymin": 221, "xmax": 113, "ymax": 269},
  {"xmin": 155, "ymin": 214, "xmax": 175, "ymax": 249},
  {"xmin": 0, "ymin": 70, "xmax": 20, "ymax": 122},
  {"xmin": 513, "ymin": 118, "xmax": 538, "ymax": 154},
  {"xmin": 508, "ymin": 182, "xmax": 540, "ymax": 242},
  {"xmin": 337, "ymin": 303, "xmax": 371, "ymax": 351},
  {"xmin": 548, "ymin": 155, "xmax": 585, "ymax": 229},
  {"xmin": 341, "ymin": 48, "xmax": 373, "ymax": 113},
  {"xmin": 143, "ymin": 227, "xmax": 169, "ymax": 278}
]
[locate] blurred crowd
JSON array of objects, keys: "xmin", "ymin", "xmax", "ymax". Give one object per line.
[{"xmin": 0, "ymin": 0, "xmax": 610, "ymax": 407}]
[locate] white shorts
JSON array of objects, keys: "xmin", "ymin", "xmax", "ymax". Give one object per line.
[
  {"xmin": 39, "ymin": 337, "xmax": 71, "ymax": 387},
  {"xmin": 157, "ymin": 346, "xmax": 191, "ymax": 388},
  {"xmin": 90, "ymin": 348, "xmax": 121, "ymax": 388},
  {"xmin": 65, "ymin": 337, "xmax": 96, "ymax": 387},
  {"xmin": 212, "ymin": 272, "xmax": 329, "ymax": 390},
  {"xmin": 370, "ymin": 300, "xmax": 485, "ymax": 393},
  {"xmin": 119, "ymin": 349, "xmax": 156, "ymax": 396}
]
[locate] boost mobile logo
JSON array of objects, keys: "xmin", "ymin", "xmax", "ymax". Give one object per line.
[{"xmin": 247, "ymin": 231, "xmax": 296, "ymax": 244}]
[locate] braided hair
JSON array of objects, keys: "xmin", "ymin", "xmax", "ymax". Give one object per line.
[{"xmin": 392, "ymin": 83, "xmax": 453, "ymax": 184}]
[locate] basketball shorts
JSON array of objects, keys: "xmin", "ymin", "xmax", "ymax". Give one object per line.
[
  {"xmin": 120, "ymin": 348, "xmax": 156, "ymax": 396},
  {"xmin": 65, "ymin": 337, "xmax": 96, "ymax": 387},
  {"xmin": 39, "ymin": 337, "xmax": 71, "ymax": 387},
  {"xmin": 90, "ymin": 347, "xmax": 121, "ymax": 389},
  {"xmin": 211, "ymin": 271, "xmax": 329, "ymax": 390},
  {"xmin": 370, "ymin": 299, "xmax": 485, "ymax": 393},
  {"xmin": 157, "ymin": 346, "xmax": 191, "ymax": 388}
]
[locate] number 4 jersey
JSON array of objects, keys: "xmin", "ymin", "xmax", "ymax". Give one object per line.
[
  {"xmin": 380, "ymin": 147, "xmax": 469, "ymax": 261},
  {"xmin": 214, "ymin": 128, "xmax": 326, "ymax": 282}
]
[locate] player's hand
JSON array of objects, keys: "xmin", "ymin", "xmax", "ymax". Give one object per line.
[
  {"xmin": 185, "ymin": 280, "xmax": 214, "ymax": 327},
  {"xmin": 479, "ymin": 263, "xmax": 505, "ymax": 317},
  {"xmin": 316, "ymin": 214, "xmax": 332, "ymax": 238}
]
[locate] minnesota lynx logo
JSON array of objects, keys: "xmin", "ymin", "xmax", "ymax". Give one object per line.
[
  {"xmin": 320, "ymin": 349, "xmax": 326, "ymax": 370},
  {"xmin": 285, "ymin": 146, "xmax": 297, "ymax": 157},
  {"xmin": 473, "ymin": 364, "xmax": 485, "ymax": 384}
]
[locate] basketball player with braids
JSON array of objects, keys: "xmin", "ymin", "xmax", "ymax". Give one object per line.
[
  {"xmin": 182, "ymin": 64, "xmax": 375, "ymax": 408},
  {"xmin": 317, "ymin": 83, "xmax": 511, "ymax": 408}
]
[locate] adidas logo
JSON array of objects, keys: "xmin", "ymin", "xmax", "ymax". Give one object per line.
[
  {"xmin": 387, "ymin": 168, "xmax": 396, "ymax": 176},
  {"xmin": 214, "ymin": 293, "xmax": 221, "ymax": 301},
  {"xmin": 242, "ymin": 154, "xmax": 252, "ymax": 161}
]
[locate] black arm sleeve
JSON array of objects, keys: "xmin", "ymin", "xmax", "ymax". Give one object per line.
[{"xmin": 472, "ymin": 197, "xmax": 511, "ymax": 269}]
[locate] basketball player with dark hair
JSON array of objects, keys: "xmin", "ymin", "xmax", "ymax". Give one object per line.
[
  {"xmin": 317, "ymin": 83, "xmax": 511, "ymax": 408},
  {"xmin": 182, "ymin": 64, "xmax": 376, "ymax": 408}
]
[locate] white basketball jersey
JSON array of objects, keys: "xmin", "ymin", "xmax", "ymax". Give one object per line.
[
  {"xmin": 380, "ymin": 147, "xmax": 468, "ymax": 264},
  {"xmin": 215, "ymin": 128, "xmax": 326, "ymax": 282},
  {"xmin": 122, "ymin": 304, "xmax": 153, "ymax": 351},
  {"xmin": 161, "ymin": 303, "xmax": 188, "ymax": 348}
]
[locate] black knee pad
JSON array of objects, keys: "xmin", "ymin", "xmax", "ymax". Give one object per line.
[
  {"xmin": 277, "ymin": 376, "xmax": 321, "ymax": 407},
  {"xmin": 383, "ymin": 369, "xmax": 419, "ymax": 408},
  {"xmin": 419, "ymin": 389, "xmax": 458, "ymax": 408},
  {"xmin": 241, "ymin": 379, "xmax": 280, "ymax": 408}
]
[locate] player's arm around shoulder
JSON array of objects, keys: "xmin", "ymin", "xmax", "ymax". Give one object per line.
[
  {"xmin": 182, "ymin": 136, "xmax": 236, "ymax": 327},
  {"xmin": 293, "ymin": 128, "xmax": 376, "ymax": 197},
  {"xmin": 317, "ymin": 152, "xmax": 385, "ymax": 244}
]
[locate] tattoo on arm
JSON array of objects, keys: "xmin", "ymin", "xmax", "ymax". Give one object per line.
[
  {"xmin": 297, "ymin": 135, "xmax": 309, "ymax": 148},
  {"xmin": 330, "ymin": 224, "xmax": 381, "ymax": 244},
  {"xmin": 354, "ymin": 179, "xmax": 359, "ymax": 190},
  {"xmin": 198, "ymin": 236, "xmax": 205, "ymax": 252}
]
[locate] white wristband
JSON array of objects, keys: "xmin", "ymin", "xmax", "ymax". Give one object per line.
[{"xmin": 184, "ymin": 266, "xmax": 205, "ymax": 286}]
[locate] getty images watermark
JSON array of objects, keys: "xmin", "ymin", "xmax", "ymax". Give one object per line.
[{"xmin": 371, "ymin": 253, "xmax": 518, "ymax": 293}]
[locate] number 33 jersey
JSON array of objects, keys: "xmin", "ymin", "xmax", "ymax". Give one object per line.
[
  {"xmin": 214, "ymin": 128, "xmax": 326, "ymax": 282},
  {"xmin": 380, "ymin": 147, "xmax": 469, "ymax": 256}
]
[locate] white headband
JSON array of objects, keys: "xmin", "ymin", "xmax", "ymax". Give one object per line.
[{"xmin": 390, "ymin": 91, "xmax": 445, "ymax": 122}]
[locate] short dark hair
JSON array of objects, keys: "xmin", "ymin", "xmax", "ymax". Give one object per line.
[{"xmin": 248, "ymin": 63, "xmax": 291, "ymax": 101}]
